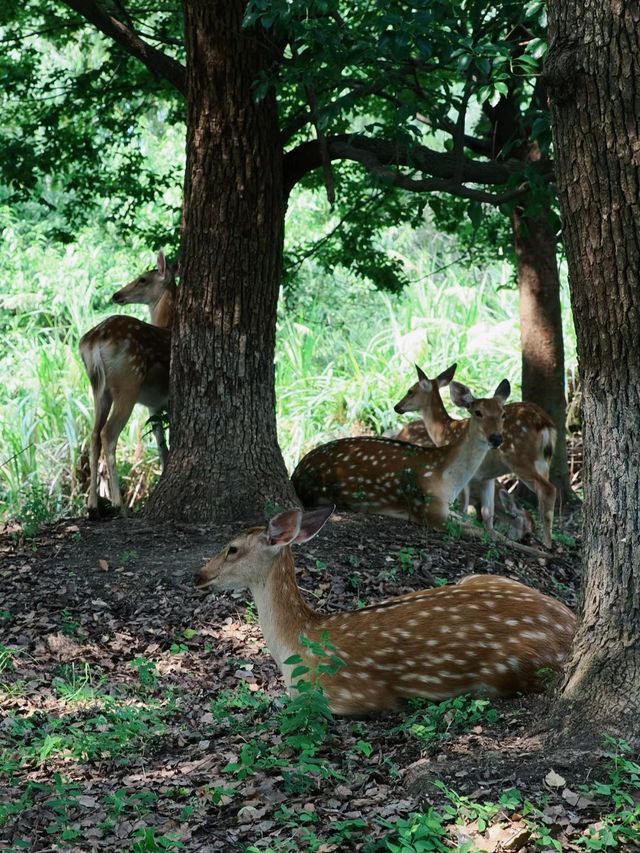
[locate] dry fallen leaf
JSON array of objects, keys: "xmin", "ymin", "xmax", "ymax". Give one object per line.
[
  {"xmin": 99, "ymin": 559, "xmax": 109, "ymax": 571},
  {"xmin": 545, "ymin": 769, "xmax": 567, "ymax": 788}
]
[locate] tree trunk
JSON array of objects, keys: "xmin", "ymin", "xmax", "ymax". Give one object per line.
[
  {"xmin": 546, "ymin": 0, "xmax": 640, "ymax": 739},
  {"xmin": 512, "ymin": 197, "xmax": 572, "ymax": 503},
  {"xmin": 145, "ymin": 0, "xmax": 298, "ymax": 523}
]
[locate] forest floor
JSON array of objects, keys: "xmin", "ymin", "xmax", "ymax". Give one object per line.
[{"xmin": 1, "ymin": 507, "xmax": 638, "ymax": 852}]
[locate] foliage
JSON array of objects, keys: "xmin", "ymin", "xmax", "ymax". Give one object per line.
[{"xmin": 0, "ymin": 201, "xmax": 576, "ymax": 521}]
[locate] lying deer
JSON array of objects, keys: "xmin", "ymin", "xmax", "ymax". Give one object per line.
[
  {"xmin": 393, "ymin": 364, "xmax": 557, "ymax": 547},
  {"xmin": 292, "ymin": 379, "xmax": 510, "ymax": 530},
  {"xmin": 79, "ymin": 251, "xmax": 176, "ymax": 517},
  {"xmin": 194, "ymin": 507, "xmax": 575, "ymax": 716}
]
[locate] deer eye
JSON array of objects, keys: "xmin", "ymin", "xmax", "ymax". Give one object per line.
[
  {"xmin": 475, "ymin": 410, "xmax": 483, "ymax": 418},
  {"xmin": 139, "ymin": 277, "xmax": 147, "ymax": 283},
  {"xmin": 227, "ymin": 546, "xmax": 238, "ymax": 556}
]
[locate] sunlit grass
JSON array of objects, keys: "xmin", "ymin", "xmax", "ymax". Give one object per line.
[{"xmin": 0, "ymin": 202, "xmax": 577, "ymax": 522}]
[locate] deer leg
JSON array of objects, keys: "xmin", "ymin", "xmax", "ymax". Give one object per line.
[
  {"xmin": 88, "ymin": 388, "xmax": 112, "ymax": 517},
  {"xmin": 149, "ymin": 408, "xmax": 169, "ymax": 469},
  {"xmin": 100, "ymin": 388, "xmax": 138, "ymax": 514},
  {"xmin": 458, "ymin": 484, "xmax": 470, "ymax": 514},
  {"xmin": 478, "ymin": 478, "xmax": 495, "ymax": 532},
  {"xmin": 518, "ymin": 475, "xmax": 556, "ymax": 548}
]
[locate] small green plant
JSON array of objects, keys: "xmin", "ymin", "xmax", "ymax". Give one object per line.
[
  {"xmin": 131, "ymin": 826, "xmax": 186, "ymax": 851},
  {"xmin": 576, "ymin": 736, "xmax": 640, "ymax": 850},
  {"xmin": 379, "ymin": 808, "xmax": 455, "ymax": 853},
  {"xmin": 16, "ymin": 480, "xmax": 61, "ymax": 538},
  {"xmin": 445, "ymin": 517, "xmax": 463, "ymax": 539},
  {"xmin": 169, "ymin": 642, "xmax": 189, "ymax": 654},
  {"xmin": 131, "ymin": 656, "xmax": 160, "ymax": 689},
  {"xmin": 245, "ymin": 601, "xmax": 258, "ymax": 624},
  {"xmin": 393, "ymin": 694, "xmax": 500, "ymax": 745},
  {"xmin": 53, "ymin": 662, "xmax": 106, "ymax": 703},
  {"xmin": 59, "ymin": 608, "xmax": 81, "ymax": 637},
  {"xmin": 0, "ymin": 644, "xmax": 15, "ymax": 675},
  {"xmin": 121, "ymin": 548, "xmax": 139, "ymax": 564},
  {"xmin": 553, "ymin": 530, "xmax": 577, "ymax": 548},
  {"xmin": 398, "ymin": 546, "xmax": 418, "ymax": 574}
]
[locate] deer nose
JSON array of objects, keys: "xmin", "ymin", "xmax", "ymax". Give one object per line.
[
  {"xmin": 112, "ymin": 293, "xmax": 124, "ymax": 304},
  {"xmin": 489, "ymin": 433, "xmax": 503, "ymax": 448},
  {"xmin": 393, "ymin": 403, "xmax": 404, "ymax": 413}
]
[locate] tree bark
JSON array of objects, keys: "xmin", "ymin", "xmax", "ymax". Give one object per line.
[
  {"xmin": 145, "ymin": 0, "xmax": 298, "ymax": 523},
  {"xmin": 485, "ymin": 94, "xmax": 571, "ymax": 504},
  {"xmin": 546, "ymin": 0, "xmax": 640, "ymax": 739},
  {"xmin": 512, "ymin": 198, "xmax": 572, "ymax": 503}
]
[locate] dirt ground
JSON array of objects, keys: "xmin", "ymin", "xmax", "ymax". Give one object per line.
[{"xmin": 1, "ymin": 507, "xmax": 635, "ymax": 852}]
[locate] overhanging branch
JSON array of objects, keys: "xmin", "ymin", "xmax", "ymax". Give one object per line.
[
  {"xmin": 284, "ymin": 134, "xmax": 553, "ymax": 204},
  {"xmin": 61, "ymin": 0, "xmax": 186, "ymax": 95}
]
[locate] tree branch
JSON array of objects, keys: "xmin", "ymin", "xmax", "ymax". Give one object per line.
[
  {"xmin": 283, "ymin": 134, "xmax": 554, "ymax": 202},
  {"xmin": 61, "ymin": 0, "xmax": 186, "ymax": 95}
]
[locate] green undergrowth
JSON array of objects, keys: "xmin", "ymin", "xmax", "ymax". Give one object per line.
[
  {"xmin": 0, "ymin": 193, "xmax": 577, "ymax": 523},
  {"xmin": 1, "ymin": 659, "xmax": 637, "ymax": 851}
]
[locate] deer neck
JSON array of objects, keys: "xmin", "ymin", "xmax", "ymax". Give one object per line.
[
  {"xmin": 150, "ymin": 285, "xmax": 176, "ymax": 329},
  {"xmin": 250, "ymin": 548, "xmax": 320, "ymax": 686},
  {"xmin": 440, "ymin": 420, "xmax": 490, "ymax": 496},
  {"xmin": 421, "ymin": 385, "xmax": 457, "ymax": 446}
]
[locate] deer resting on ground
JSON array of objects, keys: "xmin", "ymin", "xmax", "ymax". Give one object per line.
[
  {"xmin": 292, "ymin": 379, "xmax": 510, "ymax": 531},
  {"xmin": 194, "ymin": 507, "xmax": 575, "ymax": 716}
]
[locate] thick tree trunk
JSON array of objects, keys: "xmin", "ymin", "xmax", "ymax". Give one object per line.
[
  {"xmin": 512, "ymin": 198, "xmax": 572, "ymax": 503},
  {"xmin": 546, "ymin": 0, "xmax": 640, "ymax": 739},
  {"xmin": 145, "ymin": 0, "xmax": 298, "ymax": 523}
]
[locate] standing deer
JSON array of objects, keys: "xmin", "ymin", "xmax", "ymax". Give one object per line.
[
  {"xmin": 79, "ymin": 251, "xmax": 176, "ymax": 517},
  {"xmin": 194, "ymin": 507, "xmax": 575, "ymax": 716},
  {"xmin": 292, "ymin": 380, "xmax": 510, "ymax": 531},
  {"xmin": 393, "ymin": 364, "xmax": 557, "ymax": 547}
]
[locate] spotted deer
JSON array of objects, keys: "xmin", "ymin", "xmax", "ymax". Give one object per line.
[
  {"xmin": 194, "ymin": 507, "xmax": 575, "ymax": 716},
  {"xmin": 79, "ymin": 251, "xmax": 176, "ymax": 517},
  {"xmin": 292, "ymin": 379, "xmax": 510, "ymax": 531},
  {"xmin": 393, "ymin": 364, "xmax": 557, "ymax": 547}
]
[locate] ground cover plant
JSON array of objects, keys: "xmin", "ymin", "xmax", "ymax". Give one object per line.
[{"xmin": 1, "ymin": 510, "xmax": 636, "ymax": 851}]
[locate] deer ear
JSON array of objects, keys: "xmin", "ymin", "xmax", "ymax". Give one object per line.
[
  {"xmin": 295, "ymin": 506, "xmax": 334, "ymax": 543},
  {"xmin": 415, "ymin": 364, "xmax": 431, "ymax": 392},
  {"xmin": 449, "ymin": 380, "xmax": 476, "ymax": 410},
  {"xmin": 493, "ymin": 379, "xmax": 511, "ymax": 403},
  {"xmin": 157, "ymin": 250, "xmax": 167, "ymax": 276},
  {"xmin": 266, "ymin": 510, "xmax": 302, "ymax": 547},
  {"xmin": 437, "ymin": 363, "xmax": 457, "ymax": 387}
]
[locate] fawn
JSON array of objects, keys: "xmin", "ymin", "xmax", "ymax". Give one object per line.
[
  {"xmin": 80, "ymin": 251, "xmax": 176, "ymax": 517},
  {"xmin": 393, "ymin": 364, "xmax": 557, "ymax": 547},
  {"xmin": 292, "ymin": 379, "xmax": 510, "ymax": 530},
  {"xmin": 194, "ymin": 507, "xmax": 575, "ymax": 715}
]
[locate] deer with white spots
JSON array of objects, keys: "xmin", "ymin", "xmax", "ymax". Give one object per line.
[
  {"xmin": 194, "ymin": 507, "xmax": 575, "ymax": 715},
  {"xmin": 393, "ymin": 364, "xmax": 557, "ymax": 547},
  {"xmin": 79, "ymin": 251, "xmax": 177, "ymax": 517},
  {"xmin": 292, "ymin": 379, "xmax": 510, "ymax": 532}
]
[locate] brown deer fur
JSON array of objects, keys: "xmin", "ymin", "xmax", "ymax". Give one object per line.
[
  {"xmin": 79, "ymin": 251, "xmax": 176, "ymax": 516},
  {"xmin": 194, "ymin": 508, "xmax": 575, "ymax": 716},
  {"xmin": 292, "ymin": 381, "xmax": 510, "ymax": 530},
  {"xmin": 393, "ymin": 364, "xmax": 557, "ymax": 546}
]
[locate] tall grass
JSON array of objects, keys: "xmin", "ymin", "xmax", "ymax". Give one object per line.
[{"xmin": 0, "ymin": 202, "xmax": 576, "ymax": 523}]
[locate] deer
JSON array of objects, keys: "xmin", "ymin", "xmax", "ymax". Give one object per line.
[
  {"xmin": 392, "ymin": 364, "xmax": 557, "ymax": 547},
  {"xmin": 292, "ymin": 379, "xmax": 511, "ymax": 532},
  {"xmin": 79, "ymin": 251, "xmax": 177, "ymax": 518},
  {"xmin": 193, "ymin": 507, "xmax": 576, "ymax": 716}
]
